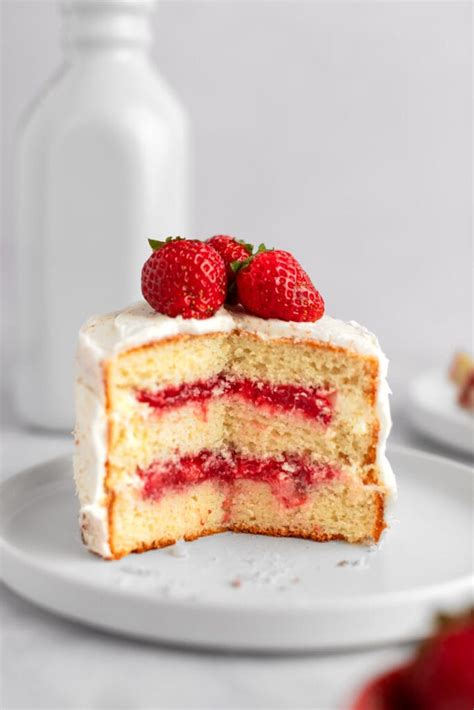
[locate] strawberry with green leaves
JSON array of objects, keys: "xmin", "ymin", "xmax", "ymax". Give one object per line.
[
  {"xmin": 141, "ymin": 236, "xmax": 325, "ymax": 323},
  {"xmin": 141, "ymin": 237, "xmax": 226, "ymax": 319},
  {"xmin": 207, "ymin": 235, "xmax": 252, "ymax": 303},
  {"xmin": 233, "ymin": 246, "xmax": 325, "ymax": 322},
  {"xmin": 207, "ymin": 235, "xmax": 252, "ymax": 279}
]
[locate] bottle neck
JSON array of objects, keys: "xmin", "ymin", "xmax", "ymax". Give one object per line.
[{"xmin": 62, "ymin": 0, "xmax": 155, "ymax": 59}]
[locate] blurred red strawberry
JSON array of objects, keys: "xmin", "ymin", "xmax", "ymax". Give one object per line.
[
  {"xmin": 401, "ymin": 620, "xmax": 474, "ymax": 710},
  {"xmin": 351, "ymin": 610, "xmax": 474, "ymax": 710}
]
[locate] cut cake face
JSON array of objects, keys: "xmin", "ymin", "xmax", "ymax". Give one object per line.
[{"xmin": 74, "ymin": 303, "xmax": 395, "ymax": 559}]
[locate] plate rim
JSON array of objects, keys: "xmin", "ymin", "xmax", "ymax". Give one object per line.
[
  {"xmin": 409, "ymin": 369, "xmax": 474, "ymax": 455},
  {"xmin": 1, "ymin": 445, "xmax": 473, "ymax": 651},
  {"xmin": 1, "ymin": 444, "xmax": 473, "ymax": 617}
]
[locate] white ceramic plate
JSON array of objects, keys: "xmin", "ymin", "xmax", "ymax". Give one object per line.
[
  {"xmin": 1, "ymin": 446, "xmax": 472, "ymax": 651},
  {"xmin": 409, "ymin": 369, "xmax": 473, "ymax": 456}
]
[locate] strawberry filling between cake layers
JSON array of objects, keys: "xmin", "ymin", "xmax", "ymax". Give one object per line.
[
  {"xmin": 137, "ymin": 451, "xmax": 341, "ymax": 509},
  {"xmin": 137, "ymin": 376, "xmax": 336, "ymax": 424}
]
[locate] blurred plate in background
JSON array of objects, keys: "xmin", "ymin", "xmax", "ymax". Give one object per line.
[
  {"xmin": 1, "ymin": 447, "xmax": 472, "ymax": 652},
  {"xmin": 409, "ymin": 369, "xmax": 473, "ymax": 456}
]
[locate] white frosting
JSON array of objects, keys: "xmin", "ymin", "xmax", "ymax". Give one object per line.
[{"xmin": 74, "ymin": 302, "xmax": 395, "ymax": 558}]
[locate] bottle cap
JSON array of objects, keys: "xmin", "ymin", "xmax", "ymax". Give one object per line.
[{"xmin": 62, "ymin": 0, "xmax": 156, "ymax": 47}]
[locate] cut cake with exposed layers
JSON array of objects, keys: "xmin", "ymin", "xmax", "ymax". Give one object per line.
[{"xmin": 74, "ymin": 302, "xmax": 395, "ymax": 559}]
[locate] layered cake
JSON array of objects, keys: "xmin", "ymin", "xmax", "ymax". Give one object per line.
[{"xmin": 74, "ymin": 237, "xmax": 395, "ymax": 559}]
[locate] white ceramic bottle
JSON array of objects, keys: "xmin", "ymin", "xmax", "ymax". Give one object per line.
[{"xmin": 15, "ymin": 0, "xmax": 189, "ymax": 430}]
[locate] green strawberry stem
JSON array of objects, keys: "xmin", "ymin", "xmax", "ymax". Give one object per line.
[
  {"xmin": 148, "ymin": 236, "xmax": 272, "ymax": 277},
  {"xmin": 236, "ymin": 239, "xmax": 254, "ymax": 255},
  {"xmin": 230, "ymin": 242, "xmax": 272, "ymax": 275},
  {"xmin": 148, "ymin": 236, "xmax": 184, "ymax": 251}
]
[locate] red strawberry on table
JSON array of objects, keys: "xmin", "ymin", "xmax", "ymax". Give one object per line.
[
  {"xmin": 351, "ymin": 610, "xmax": 474, "ymax": 710},
  {"xmin": 141, "ymin": 237, "xmax": 226, "ymax": 319},
  {"xmin": 235, "ymin": 247, "xmax": 325, "ymax": 322},
  {"xmin": 400, "ymin": 618, "xmax": 474, "ymax": 710},
  {"xmin": 207, "ymin": 235, "xmax": 252, "ymax": 303}
]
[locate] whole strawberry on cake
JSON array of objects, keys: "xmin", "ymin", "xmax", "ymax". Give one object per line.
[{"xmin": 74, "ymin": 236, "xmax": 395, "ymax": 559}]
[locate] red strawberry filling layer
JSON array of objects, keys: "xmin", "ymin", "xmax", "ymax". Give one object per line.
[
  {"xmin": 137, "ymin": 376, "xmax": 336, "ymax": 424},
  {"xmin": 137, "ymin": 451, "xmax": 340, "ymax": 508}
]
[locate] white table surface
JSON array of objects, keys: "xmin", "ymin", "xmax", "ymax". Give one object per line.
[{"xmin": 1, "ymin": 392, "xmax": 472, "ymax": 710}]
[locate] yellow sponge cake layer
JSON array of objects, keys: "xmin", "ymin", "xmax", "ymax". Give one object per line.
[
  {"xmin": 108, "ymin": 333, "xmax": 229, "ymax": 395},
  {"xmin": 106, "ymin": 398, "xmax": 378, "ymax": 490},
  {"xmin": 105, "ymin": 333, "xmax": 380, "ymax": 483},
  {"xmin": 109, "ymin": 479, "xmax": 384, "ymax": 559}
]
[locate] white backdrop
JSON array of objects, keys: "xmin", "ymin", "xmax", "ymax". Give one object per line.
[
  {"xmin": 0, "ymin": 6, "xmax": 472, "ymax": 708},
  {"xmin": 2, "ymin": 0, "xmax": 472, "ymax": 403}
]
